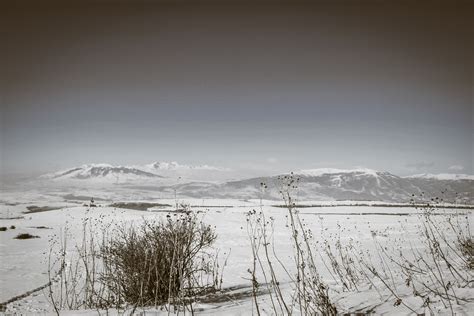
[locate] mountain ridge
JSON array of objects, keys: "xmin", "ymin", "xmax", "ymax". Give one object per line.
[{"xmin": 38, "ymin": 164, "xmax": 473, "ymax": 204}]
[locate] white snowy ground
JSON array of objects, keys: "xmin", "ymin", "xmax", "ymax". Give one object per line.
[{"xmin": 1, "ymin": 196, "xmax": 473, "ymax": 315}]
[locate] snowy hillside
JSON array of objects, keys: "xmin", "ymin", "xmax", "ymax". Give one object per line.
[
  {"xmin": 140, "ymin": 161, "xmax": 233, "ymax": 182},
  {"xmin": 39, "ymin": 162, "xmax": 234, "ymax": 184},
  {"xmin": 166, "ymin": 168, "xmax": 473, "ymax": 204},
  {"xmin": 38, "ymin": 165, "xmax": 473, "ymax": 203},
  {"xmin": 143, "ymin": 161, "xmax": 228, "ymax": 171},
  {"xmin": 405, "ymin": 173, "xmax": 474, "ymax": 181},
  {"xmin": 40, "ymin": 164, "xmax": 163, "ymax": 184}
]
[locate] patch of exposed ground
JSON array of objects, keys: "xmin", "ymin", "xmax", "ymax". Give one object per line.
[
  {"xmin": 110, "ymin": 202, "xmax": 173, "ymax": 211},
  {"xmin": 24, "ymin": 206, "xmax": 64, "ymax": 214}
]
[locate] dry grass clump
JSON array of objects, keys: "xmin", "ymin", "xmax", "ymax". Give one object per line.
[
  {"xmin": 47, "ymin": 210, "xmax": 221, "ymax": 313},
  {"xmin": 100, "ymin": 214, "xmax": 218, "ymax": 307},
  {"xmin": 459, "ymin": 238, "xmax": 473, "ymax": 270}
]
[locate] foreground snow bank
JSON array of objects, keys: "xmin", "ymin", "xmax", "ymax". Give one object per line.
[{"xmin": 1, "ymin": 199, "xmax": 473, "ymax": 315}]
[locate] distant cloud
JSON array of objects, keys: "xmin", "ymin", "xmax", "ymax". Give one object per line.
[
  {"xmin": 266, "ymin": 157, "xmax": 278, "ymax": 164},
  {"xmin": 405, "ymin": 161, "xmax": 434, "ymax": 171},
  {"xmin": 448, "ymin": 165, "xmax": 464, "ymax": 171}
]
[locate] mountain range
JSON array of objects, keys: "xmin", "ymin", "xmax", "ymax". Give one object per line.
[
  {"xmin": 40, "ymin": 162, "xmax": 231, "ymax": 183},
  {"xmin": 39, "ymin": 163, "xmax": 473, "ymax": 204}
]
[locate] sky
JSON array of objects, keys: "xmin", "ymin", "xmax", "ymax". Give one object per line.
[{"xmin": 1, "ymin": 1, "xmax": 473, "ymax": 177}]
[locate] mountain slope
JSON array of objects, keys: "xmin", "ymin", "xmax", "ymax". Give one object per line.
[
  {"xmin": 404, "ymin": 173, "xmax": 474, "ymax": 181},
  {"xmin": 170, "ymin": 168, "xmax": 473, "ymax": 204},
  {"xmin": 39, "ymin": 162, "xmax": 233, "ymax": 184},
  {"xmin": 40, "ymin": 164, "xmax": 163, "ymax": 183},
  {"xmin": 139, "ymin": 161, "xmax": 232, "ymax": 182},
  {"xmin": 144, "ymin": 161, "xmax": 227, "ymax": 171},
  {"xmin": 39, "ymin": 165, "xmax": 473, "ymax": 203}
]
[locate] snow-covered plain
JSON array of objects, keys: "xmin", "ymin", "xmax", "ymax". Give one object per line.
[{"xmin": 1, "ymin": 186, "xmax": 473, "ymax": 315}]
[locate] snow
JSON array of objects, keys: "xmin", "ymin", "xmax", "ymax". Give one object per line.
[
  {"xmin": 297, "ymin": 168, "xmax": 381, "ymax": 177},
  {"xmin": 40, "ymin": 164, "xmax": 114, "ymax": 178},
  {"xmin": 144, "ymin": 161, "xmax": 230, "ymax": 171},
  {"xmin": 38, "ymin": 162, "xmax": 234, "ymax": 185},
  {"xmin": 1, "ymin": 188, "xmax": 473, "ymax": 314},
  {"xmin": 1, "ymin": 175, "xmax": 473, "ymax": 314},
  {"xmin": 32, "ymin": 165, "xmax": 473, "ymax": 205},
  {"xmin": 405, "ymin": 173, "xmax": 474, "ymax": 180}
]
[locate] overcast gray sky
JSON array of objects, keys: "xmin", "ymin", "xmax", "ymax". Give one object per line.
[{"xmin": 1, "ymin": 1, "xmax": 473, "ymax": 176}]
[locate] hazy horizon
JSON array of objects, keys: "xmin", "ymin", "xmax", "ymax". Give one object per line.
[{"xmin": 2, "ymin": 1, "xmax": 473, "ymax": 178}]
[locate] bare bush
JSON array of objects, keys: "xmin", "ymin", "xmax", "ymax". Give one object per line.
[
  {"xmin": 101, "ymin": 213, "xmax": 218, "ymax": 307},
  {"xmin": 47, "ymin": 210, "xmax": 220, "ymax": 313},
  {"xmin": 459, "ymin": 238, "xmax": 473, "ymax": 270}
]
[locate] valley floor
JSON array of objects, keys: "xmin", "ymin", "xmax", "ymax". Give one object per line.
[{"xmin": 1, "ymin": 196, "xmax": 473, "ymax": 315}]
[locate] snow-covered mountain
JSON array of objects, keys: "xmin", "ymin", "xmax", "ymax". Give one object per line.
[
  {"xmin": 144, "ymin": 161, "xmax": 227, "ymax": 171},
  {"xmin": 40, "ymin": 162, "xmax": 232, "ymax": 184},
  {"xmin": 290, "ymin": 169, "xmax": 472, "ymax": 202},
  {"xmin": 296, "ymin": 168, "xmax": 380, "ymax": 178},
  {"xmin": 137, "ymin": 161, "xmax": 232, "ymax": 182},
  {"xmin": 40, "ymin": 164, "xmax": 163, "ymax": 183},
  {"xmin": 164, "ymin": 168, "xmax": 473, "ymax": 204},
  {"xmin": 39, "ymin": 165, "xmax": 473, "ymax": 203}
]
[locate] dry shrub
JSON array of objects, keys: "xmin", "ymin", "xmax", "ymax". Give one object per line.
[
  {"xmin": 101, "ymin": 213, "xmax": 218, "ymax": 307},
  {"xmin": 459, "ymin": 238, "xmax": 473, "ymax": 270},
  {"xmin": 47, "ymin": 211, "xmax": 220, "ymax": 313}
]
